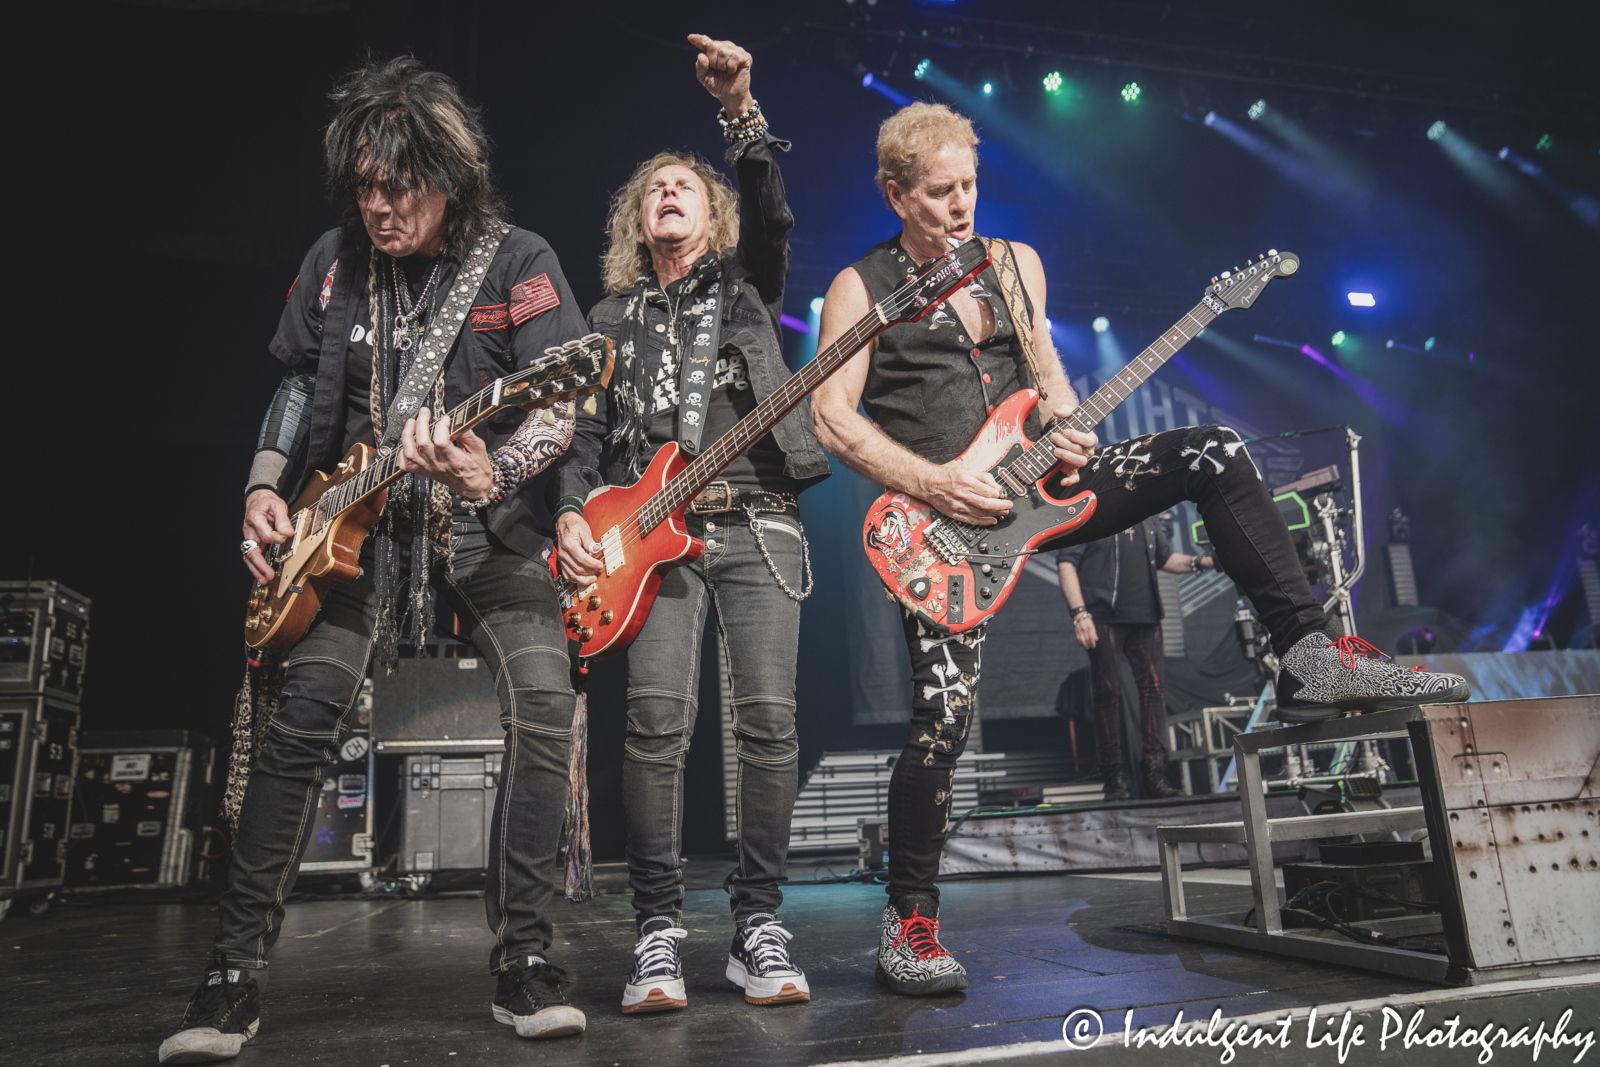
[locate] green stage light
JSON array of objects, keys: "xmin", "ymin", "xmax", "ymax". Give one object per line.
[
  {"xmin": 1535, "ymin": 133, "xmax": 1552, "ymax": 151},
  {"xmin": 1426, "ymin": 120, "xmax": 1447, "ymax": 141},
  {"xmin": 914, "ymin": 59, "xmax": 930, "ymax": 80},
  {"xmin": 1121, "ymin": 82, "xmax": 1141, "ymax": 103},
  {"xmin": 1331, "ymin": 330, "xmax": 1347, "ymax": 347},
  {"xmin": 1248, "ymin": 99, "xmax": 1266, "ymax": 120},
  {"xmin": 1043, "ymin": 71, "xmax": 1063, "ymax": 94}
]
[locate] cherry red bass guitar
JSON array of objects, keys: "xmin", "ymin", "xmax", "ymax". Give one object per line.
[
  {"xmin": 863, "ymin": 250, "xmax": 1300, "ymax": 634},
  {"xmin": 561, "ymin": 237, "xmax": 994, "ymax": 660}
]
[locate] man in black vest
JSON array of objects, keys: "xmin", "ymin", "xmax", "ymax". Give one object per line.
[
  {"xmin": 1058, "ymin": 518, "xmax": 1213, "ymax": 801},
  {"xmin": 160, "ymin": 59, "xmax": 589, "ymax": 1061},
  {"xmin": 549, "ymin": 36, "xmax": 829, "ymax": 1015},
  {"xmin": 811, "ymin": 101, "xmax": 1468, "ymax": 997}
]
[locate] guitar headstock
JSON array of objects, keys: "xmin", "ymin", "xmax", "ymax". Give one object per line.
[
  {"xmin": 498, "ymin": 334, "xmax": 615, "ymax": 409},
  {"xmin": 881, "ymin": 237, "xmax": 993, "ymax": 327},
  {"xmin": 1207, "ymin": 250, "xmax": 1299, "ymax": 311}
]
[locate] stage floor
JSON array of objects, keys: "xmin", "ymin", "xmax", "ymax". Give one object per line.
[{"xmin": 5, "ymin": 863, "xmax": 1596, "ymax": 1067}]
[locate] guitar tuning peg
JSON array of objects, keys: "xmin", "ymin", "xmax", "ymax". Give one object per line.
[
  {"xmin": 563, "ymin": 338, "xmax": 581, "ymax": 350},
  {"xmin": 1211, "ymin": 276, "xmax": 1219, "ymax": 284},
  {"xmin": 1220, "ymin": 271, "xmax": 1231, "ymax": 280},
  {"xmin": 1267, "ymin": 248, "xmax": 1278, "ymax": 256}
]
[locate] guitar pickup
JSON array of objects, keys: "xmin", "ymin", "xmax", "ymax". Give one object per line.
[{"xmin": 600, "ymin": 526, "xmax": 625, "ymax": 575}]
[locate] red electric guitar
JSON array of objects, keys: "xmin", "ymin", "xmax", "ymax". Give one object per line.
[
  {"xmin": 561, "ymin": 237, "xmax": 993, "ymax": 659},
  {"xmin": 862, "ymin": 250, "xmax": 1300, "ymax": 634}
]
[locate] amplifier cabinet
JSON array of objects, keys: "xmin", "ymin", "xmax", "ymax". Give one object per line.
[
  {"xmin": 0, "ymin": 695, "xmax": 80, "ymax": 897},
  {"xmin": 0, "ymin": 581, "xmax": 90, "ymax": 702},
  {"xmin": 396, "ymin": 753, "xmax": 500, "ymax": 873},
  {"xmin": 65, "ymin": 731, "xmax": 215, "ymax": 890},
  {"xmin": 370, "ymin": 655, "xmax": 501, "ymax": 744},
  {"xmin": 297, "ymin": 680, "xmax": 376, "ymax": 874}
]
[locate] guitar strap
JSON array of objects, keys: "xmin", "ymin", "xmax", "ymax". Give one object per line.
[
  {"xmin": 673, "ymin": 268, "xmax": 724, "ymax": 457},
  {"xmin": 981, "ymin": 236, "xmax": 1048, "ymax": 404},
  {"xmin": 377, "ymin": 222, "xmax": 513, "ymax": 449}
]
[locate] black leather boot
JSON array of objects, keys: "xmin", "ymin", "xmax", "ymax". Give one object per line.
[
  {"xmin": 1102, "ymin": 767, "xmax": 1131, "ymax": 802},
  {"xmin": 1140, "ymin": 763, "xmax": 1182, "ymax": 799}
]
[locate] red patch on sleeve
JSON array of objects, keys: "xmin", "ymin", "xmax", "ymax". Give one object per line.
[
  {"xmin": 508, "ymin": 274, "xmax": 560, "ymax": 325},
  {"xmin": 469, "ymin": 302, "xmax": 509, "ymax": 331},
  {"xmin": 286, "ymin": 274, "xmax": 299, "ymax": 301}
]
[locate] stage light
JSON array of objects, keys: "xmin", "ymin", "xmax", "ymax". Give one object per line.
[
  {"xmin": 1248, "ymin": 99, "xmax": 1266, "ymax": 120},
  {"xmin": 1092, "ymin": 316, "xmax": 1110, "ymax": 333},
  {"xmin": 1331, "ymin": 330, "xmax": 1347, "ymax": 347},
  {"xmin": 1121, "ymin": 82, "xmax": 1141, "ymax": 103},
  {"xmin": 982, "ymin": 82, "xmax": 993, "ymax": 95},
  {"xmin": 914, "ymin": 59, "xmax": 930, "ymax": 80},
  {"xmin": 810, "ymin": 297, "xmax": 825, "ymax": 315},
  {"xmin": 1203, "ymin": 111, "xmax": 1217, "ymax": 126},
  {"xmin": 1043, "ymin": 71, "xmax": 1063, "ymax": 94},
  {"xmin": 862, "ymin": 72, "xmax": 874, "ymax": 87},
  {"xmin": 1347, "ymin": 292, "xmax": 1376, "ymax": 307},
  {"xmin": 1536, "ymin": 133, "xmax": 1552, "ymax": 151},
  {"xmin": 1425, "ymin": 336, "xmax": 1436, "ymax": 351},
  {"xmin": 1426, "ymin": 120, "xmax": 1447, "ymax": 141}
]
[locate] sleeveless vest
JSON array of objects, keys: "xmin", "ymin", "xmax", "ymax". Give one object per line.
[{"xmin": 851, "ymin": 236, "xmax": 1040, "ymax": 465}]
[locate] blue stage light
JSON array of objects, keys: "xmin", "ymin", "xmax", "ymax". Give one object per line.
[
  {"xmin": 1092, "ymin": 316, "xmax": 1110, "ymax": 333},
  {"xmin": 1121, "ymin": 82, "xmax": 1141, "ymax": 103},
  {"xmin": 1347, "ymin": 292, "xmax": 1376, "ymax": 307},
  {"xmin": 1425, "ymin": 336, "xmax": 1436, "ymax": 351},
  {"xmin": 914, "ymin": 59, "xmax": 930, "ymax": 80},
  {"xmin": 1248, "ymin": 99, "xmax": 1266, "ymax": 120},
  {"xmin": 982, "ymin": 82, "xmax": 993, "ymax": 95},
  {"xmin": 862, "ymin": 72, "xmax": 874, "ymax": 87},
  {"xmin": 1426, "ymin": 120, "xmax": 1447, "ymax": 141},
  {"xmin": 1203, "ymin": 111, "xmax": 1216, "ymax": 126},
  {"xmin": 810, "ymin": 297, "xmax": 825, "ymax": 315}
]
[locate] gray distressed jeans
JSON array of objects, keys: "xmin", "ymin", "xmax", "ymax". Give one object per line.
[
  {"xmin": 213, "ymin": 518, "xmax": 575, "ymax": 976},
  {"xmin": 620, "ymin": 507, "xmax": 805, "ymax": 930}
]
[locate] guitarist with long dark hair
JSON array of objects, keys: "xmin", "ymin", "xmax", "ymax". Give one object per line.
[
  {"xmin": 160, "ymin": 58, "xmax": 590, "ymax": 1062},
  {"xmin": 810, "ymin": 101, "xmax": 1469, "ymax": 998}
]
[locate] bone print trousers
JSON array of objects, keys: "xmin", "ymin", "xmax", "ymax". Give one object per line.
[{"xmin": 886, "ymin": 425, "xmax": 1329, "ymax": 907}]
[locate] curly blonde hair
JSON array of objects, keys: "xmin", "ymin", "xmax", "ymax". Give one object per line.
[
  {"xmin": 600, "ymin": 152, "xmax": 740, "ymax": 294},
  {"xmin": 874, "ymin": 102, "xmax": 980, "ymax": 205}
]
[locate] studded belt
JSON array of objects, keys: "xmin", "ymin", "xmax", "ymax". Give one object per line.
[{"xmin": 688, "ymin": 481, "xmax": 797, "ymax": 519}]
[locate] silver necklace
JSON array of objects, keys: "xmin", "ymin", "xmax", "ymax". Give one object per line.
[{"xmin": 389, "ymin": 257, "xmax": 443, "ymax": 354}]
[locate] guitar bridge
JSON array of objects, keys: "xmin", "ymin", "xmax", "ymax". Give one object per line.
[{"xmin": 924, "ymin": 518, "xmax": 970, "ymax": 565}]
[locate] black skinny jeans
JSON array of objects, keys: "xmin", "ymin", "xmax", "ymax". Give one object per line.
[
  {"xmin": 887, "ymin": 425, "xmax": 1329, "ymax": 907},
  {"xmin": 214, "ymin": 519, "xmax": 575, "ymax": 976},
  {"xmin": 1085, "ymin": 618, "xmax": 1167, "ymax": 777}
]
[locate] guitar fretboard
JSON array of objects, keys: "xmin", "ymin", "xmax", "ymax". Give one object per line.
[
  {"xmin": 999, "ymin": 299, "xmax": 1220, "ymax": 487},
  {"xmin": 636, "ymin": 249, "xmax": 985, "ymax": 533}
]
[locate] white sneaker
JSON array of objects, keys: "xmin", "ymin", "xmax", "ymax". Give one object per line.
[
  {"xmin": 726, "ymin": 914, "xmax": 810, "ymax": 1005},
  {"xmin": 622, "ymin": 918, "xmax": 688, "ymax": 1014}
]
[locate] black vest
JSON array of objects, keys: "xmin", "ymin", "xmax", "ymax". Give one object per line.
[{"xmin": 851, "ymin": 236, "xmax": 1040, "ymax": 465}]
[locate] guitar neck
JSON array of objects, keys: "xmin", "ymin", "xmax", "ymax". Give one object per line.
[
  {"xmin": 306, "ymin": 377, "xmax": 515, "ymax": 522},
  {"xmin": 1003, "ymin": 299, "xmax": 1221, "ymax": 485},
  {"xmin": 636, "ymin": 309, "xmax": 886, "ymax": 531}
]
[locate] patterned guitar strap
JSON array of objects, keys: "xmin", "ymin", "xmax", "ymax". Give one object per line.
[{"xmin": 981, "ymin": 236, "xmax": 1048, "ymax": 404}]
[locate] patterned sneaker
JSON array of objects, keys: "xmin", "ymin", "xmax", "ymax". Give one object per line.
[
  {"xmin": 622, "ymin": 918, "xmax": 688, "ymax": 1014},
  {"xmin": 158, "ymin": 956, "xmax": 261, "ymax": 1063},
  {"xmin": 492, "ymin": 955, "xmax": 585, "ymax": 1039},
  {"xmin": 726, "ymin": 914, "xmax": 810, "ymax": 1005},
  {"xmin": 874, "ymin": 899, "xmax": 968, "ymax": 996},
  {"xmin": 1277, "ymin": 633, "xmax": 1469, "ymax": 722}
]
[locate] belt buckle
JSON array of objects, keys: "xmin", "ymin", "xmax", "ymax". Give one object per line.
[{"xmin": 690, "ymin": 481, "xmax": 736, "ymax": 515}]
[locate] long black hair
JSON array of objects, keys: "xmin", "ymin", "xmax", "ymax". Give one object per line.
[{"xmin": 323, "ymin": 56, "xmax": 508, "ymax": 258}]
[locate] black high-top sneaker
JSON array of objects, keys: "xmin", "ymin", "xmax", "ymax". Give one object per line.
[
  {"xmin": 493, "ymin": 956, "xmax": 585, "ymax": 1039},
  {"xmin": 1140, "ymin": 763, "xmax": 1182, "ymax": 799},
  {"xmin": 158, "ymin": 956, "xmax": 261, "ymax": 1064},
  {"xmin": 622, "ymin": 918, "xmax": 688, "ymax": 1014},
  {"xmin": 725, "ymin": 913, "xmax": 810, "ymax": 1005},
  {"xmin": 874, "ymin": 897, "xmax": 967, "ymax": 996},
  {"xmin": 1277, "ymin": 633, "xmax": 1469, "ymax": 723}
]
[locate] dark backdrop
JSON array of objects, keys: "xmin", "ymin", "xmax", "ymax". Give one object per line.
[{"xmin": 6, "ymin": 0, "xmax": 1596, "ymax": 860}]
